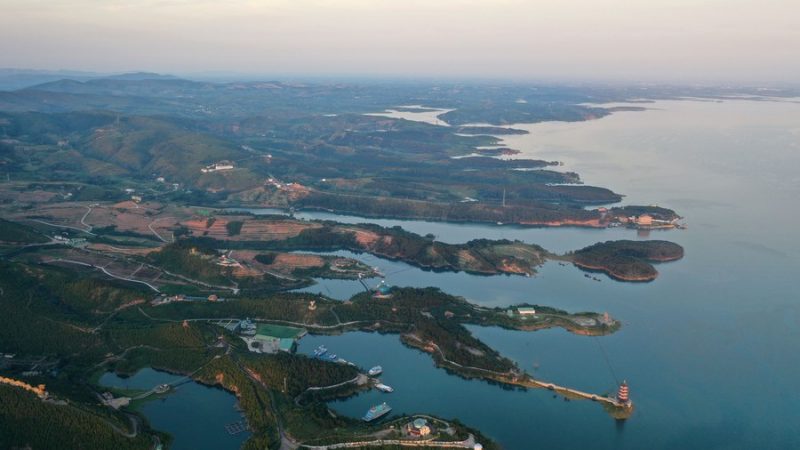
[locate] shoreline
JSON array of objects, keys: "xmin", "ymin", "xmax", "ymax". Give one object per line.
[
  {"xmin": 225, "ymin": 204, "xmax": 676, "ymax": 232},
  {"xmin": 400, "ymin": 334, "xmax": 633, "ymax": 420},
  {"xmin": 571, "ymin": 261, "xmax": 658, "ymax": 282}
]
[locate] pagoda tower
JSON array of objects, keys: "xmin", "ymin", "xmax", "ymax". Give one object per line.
[{"xmin": 617, "ymin": 380, "xmax": 631, "ymax": 406}]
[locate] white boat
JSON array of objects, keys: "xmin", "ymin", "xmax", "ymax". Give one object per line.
[
  {"xmin": 368, "ymin": 365, "xmax": 383, "ymax": 376},
  {"xmin": 375, "ymin": 383, "xmax": 394, "ymax": 393},
  {"xmin": 313, "ymin": 345, "xmax": 328, "ymax": 357},
  {"xmin": 362, "ymin": 402, "xmax": 392, "ymax": 421}
]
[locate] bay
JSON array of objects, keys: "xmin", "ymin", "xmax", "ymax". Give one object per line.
[{"xmin": 247, "ymin": 98, "xmax": 800, "ymax": 449}]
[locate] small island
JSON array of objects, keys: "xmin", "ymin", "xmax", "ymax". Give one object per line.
[{"xmin": 568, "ymin": 240, "xmax": 685, "ymax": 281}]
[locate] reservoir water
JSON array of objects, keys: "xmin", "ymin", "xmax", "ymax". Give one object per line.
[
  {"xmin": 99, "ymin": 368, "xmax": 251, "ymax": 450},
  {"xmin": 257, "ymin": 98, "xmax": 800, "ymax": 449}
]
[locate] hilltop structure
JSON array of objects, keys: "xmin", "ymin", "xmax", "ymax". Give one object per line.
[
  {"xmin": 245, "ymin": 324, "xmax": 306, "ymax": 354},
  {"xmin": 201, "ymin": 161, "xmax": 235, "ymax": 173}
]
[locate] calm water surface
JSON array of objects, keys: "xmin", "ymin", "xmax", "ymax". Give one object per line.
[
  {"xmin": 99, "ymin": 369, "xmax": 250, "ymax": 450},
  {"xmin": 257, "ymin": 99, "xmax": 800, "ymax": 449}
]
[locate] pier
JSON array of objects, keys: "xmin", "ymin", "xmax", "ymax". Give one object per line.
[
  {"xmin": 479, "ymin": 372, "xmax": 633, "ymax": 419},
  {"xmin": 131, "ymin": 357, "xmax": 216, "ymax": 400},
  {"xmin": 513, "ymin": 376, "xmax": 631, "ymax": 408},
  {"xmin": 131, "ymin": 378, "xmax": 192, "ymax": 400},
  {"xmin": 403, "ymin": 334, "xmax": 633, "ymax": 419}
]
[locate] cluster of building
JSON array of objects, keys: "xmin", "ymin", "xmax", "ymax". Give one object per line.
[
  {"xmin": 154, "ymin": 176, "xmax": 181, "ymax": 190},
  {"xmin": 265, "ymin": 178, "xmax": 283, "ymax": 189},
  {"xmin": 265, "ymin": 178, "xmax": 305, "ymax": 192},
  {"xmin": 617, "ymin": 213, "xmax": 680, "ymax": 229},
  {"xmin": 571, "ymin": 312, "xmax": 615, "ymax": 328},
  {"xmin": 406, "ymin": 418, "xmax": 433, "ymax": 437},
  {"xmin": 372, "ymin": 280, "xmax": 393, "ymax": 299},
  {"xmin": 506, "ymin": 306, "xmax": 536, "ymax": 318},
  {"xmin": 53, "ymin": 235, "xmax": 88, "ymax": 248},
  {"xmin": 121, "ymin": 188, "xmax": 144, "ymax": 203},
  {"xmin": 598, "ymin": 206, "xmax": 682, "ymax": 229},
  {"xmin": 401, "ymin": 417, "xmax": 485, "ymax": 450},
  {"xmin": 572, "ymin": 317, "xmax": 599, "ymax": 327},
  {"xmin": 504, "ymin": 307, "xmax": 616, "ymax": 329},
  {"xmin": 246, "ymin": 324, "xmax": 306, "ymax": 354},
  {"xmin": 201, "ymin": 161, "xmax": 235, "ymax": 173},
  {"xmin": 215, "ymin": 254, "xmax": 241, "ymax": 268},
  {"xmin": 218, "ymin": 319, "xmax": 307, "ymax": 355}
]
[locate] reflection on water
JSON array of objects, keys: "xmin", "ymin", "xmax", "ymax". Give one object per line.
[
  {"xmin": 99, "ymin": 369, "xmax": 250, "ymax": 450},
  {"xmin": 364, "ymin": 105, "xmax": 453, "ymax": 126},
  {"xmin": 235, "ymin": 206, "xmax": 658, "ymax": 254},
  {"xmin": 250, "ymin": 99, "xmax": 800, "ymax": 449},
  {"xmin": 292, "ymin": 249, "xmax": 670, "ymax": 314}
]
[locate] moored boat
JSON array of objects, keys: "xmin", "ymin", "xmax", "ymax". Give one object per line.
[
  {"xmin": 362, "ymin": 402, "xmax": 392, "ymax": 421},
  {"xmin": 368, "ymin": 365, "xmax": 382, "ymax": 376},
  {"xmin": 375, "ymin": 383, "xmax": 394, "ymax": 393}
]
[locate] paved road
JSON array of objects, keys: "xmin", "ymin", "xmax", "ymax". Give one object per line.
[
  {"xmin": 147, "ymin": 217, "xmax": 174, "ymax": 243},
  {"xmin": 45, "ymin": 258, "xmax": 161, "ymax": 293},
  {"xmin": 26, "ymin": 219, "xmax": 96, "ymax": 236},
  {"xmin": 80, "ymin": 205, "xmax": 94, "ymax": 232}
]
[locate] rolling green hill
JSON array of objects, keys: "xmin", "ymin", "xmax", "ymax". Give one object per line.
[
  {"xmin": 0, "ymin": 219, "xmax": 49, "ymax": 244},
  {"xmin": 1, "ymin": 111, "xmax": 259, "ymax": 192}
]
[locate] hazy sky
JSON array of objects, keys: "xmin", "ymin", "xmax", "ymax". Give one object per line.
[{"xmin": 1, "ymin": 0, "xmax": 798, "ymax": 83}]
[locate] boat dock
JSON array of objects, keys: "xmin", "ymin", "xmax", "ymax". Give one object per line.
[{"xmin": 224, "ymin": 421, "xmax": 249, "ymax": 435}]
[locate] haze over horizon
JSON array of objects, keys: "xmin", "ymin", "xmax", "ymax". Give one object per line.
[{"xmin": 1, "ymin": 0, "xmax": 799, "ymax": 85}]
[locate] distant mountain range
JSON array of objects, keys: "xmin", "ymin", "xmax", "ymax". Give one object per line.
[{"xmin": 0, "ymin": 69, "xmax": 178, "ymax": 90}]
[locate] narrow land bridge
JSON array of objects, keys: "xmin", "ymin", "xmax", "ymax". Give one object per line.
[
  {"xmin": 512, "ymin": 375, "xmax": 629, "ymax": 408},
  {"xmin": 132, "ymin": 357, "xmax": 217, "ymax": 400},
  {"xmin": 407, "ymin": 335, "xmax": 631, "ymax": 411},
  {"xmin": 303, "ymin": 435, "xmax": 476, "ymax": 449}
]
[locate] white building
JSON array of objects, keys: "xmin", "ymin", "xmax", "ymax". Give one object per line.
[{"xmin": 201, "ymin": 161, "xmax": 235, "ymax": 173}]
